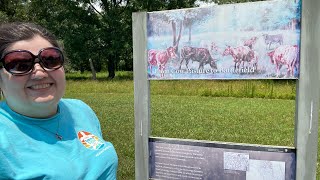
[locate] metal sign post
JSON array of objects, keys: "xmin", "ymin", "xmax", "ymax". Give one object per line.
[
  {"xmin": 295, "ymin": 0, "xmax": 320, "ymax": 179},
  {"xmin": 133, "ymin": 12, "xmax": 150, "ymax": 180}
]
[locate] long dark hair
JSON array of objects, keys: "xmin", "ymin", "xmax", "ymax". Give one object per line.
[{"xmin": 0, "ymin": 22, "xmax": 60, "ymax": 57}]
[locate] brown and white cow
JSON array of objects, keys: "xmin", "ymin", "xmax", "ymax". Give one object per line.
[
  {"xmin": 267, "ymin": 45, "xmax": 299, "ymax": 77},
  {"xmin": 244, "ymin": 36, "xmax": 258, "ymax": 49},
  {"xmin": 148, "ymin": 46, "xmax": 177, "ymax": 77},
  {"xmin": 222, "ymin": 45, "xmax": 254, "ymax": 70},
  {"xmin": 179, "ymin": 46, "xmax": 217, "ymax": 70}
]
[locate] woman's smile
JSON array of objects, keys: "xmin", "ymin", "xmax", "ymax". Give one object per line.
[{"xmin": 27, "ymin": 83, "xmax": 53, "ymax": 90}]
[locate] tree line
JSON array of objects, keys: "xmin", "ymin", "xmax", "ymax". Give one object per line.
[{"xmin": 0, "ymin": 0, "xmax": 262, "ymax": 79}]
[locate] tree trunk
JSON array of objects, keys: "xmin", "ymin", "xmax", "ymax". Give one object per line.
[
  {"xmin": 292, "ymin": 19, "xmax": 296, "ymax": 30},
  {"xmin": 80, "ymin": 65, "xmax": 85, "ymax": 73},
  {"xmin": 89, "ymin": 58, "xmax": 97, "ymax": 80},
  {"xmin": 188, "ymin": 26, "xmax": 192, "ymax": 42},
  {"xmin": 107, "ymin": 56, "xmax": 115, "ymax": 79},
  {"xmin": 172, "ymin": 21, "xmax": 177, "ymax": 45},
  {"xmin": 176, "ymin": 20, "xmax": 183, "ymax": 46}
]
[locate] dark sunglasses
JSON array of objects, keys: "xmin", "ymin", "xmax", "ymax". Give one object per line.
[{"xmin": 0, "ymin": 47, "xmax": 64, "ymax": 75}]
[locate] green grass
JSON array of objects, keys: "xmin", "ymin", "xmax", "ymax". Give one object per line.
[
  {"xmin": 150, "ymin": 80, "xmax": 296, "ymax": 99},
  {"xmin": 64, "ymin": 71, "xmax": 318, "ymax": 180},
  {"xmin": 151, "ymin": 96, "xmax": 295, "ymax": 146}
]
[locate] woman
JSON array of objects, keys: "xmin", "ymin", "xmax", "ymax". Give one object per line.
[{"xmin": 0, "ymin": 22, "xmax": 118, "ymax": 179}]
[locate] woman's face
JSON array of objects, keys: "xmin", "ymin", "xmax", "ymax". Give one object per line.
[{"xmin": 0, "ymin": 35, "xmax": 66, "ymax": 118}]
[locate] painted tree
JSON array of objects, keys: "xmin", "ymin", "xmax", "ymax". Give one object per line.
[
  {"xmin": 149, "ymin": 6, "xmax": 214, "ymax": 50},
  {"xmin": 183, "ymin": 7, "xmax": 214, "ymax": 42}
]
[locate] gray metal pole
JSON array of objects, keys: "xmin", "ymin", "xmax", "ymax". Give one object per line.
[
  {"xmin": 132, "ymin": 12, "xmax": 150, "ymax": 180},
  {"xmin": 295, "ymin": 0, "xmax": 320, "ymax": 179}
]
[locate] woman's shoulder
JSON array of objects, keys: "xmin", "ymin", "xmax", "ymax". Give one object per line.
[
  {"xmin": 59, "ymin": 98, "xmax": 95, "ymax": 115},
  {"xmin": 0, "ymin": 100, "xmax": 7, "ymax": 110},
  {"xmin": 0, "ymin": 101, "xmax": 12, "ymax": 123},
  {"xmin": 0, "ymin": 102, "xmax": 13, "ymax": 139}
]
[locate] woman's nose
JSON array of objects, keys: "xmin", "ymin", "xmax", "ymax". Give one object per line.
[
  {"xmin": 31, "ymin": 63, "xmax": 48, "ymax": 79},
  {"xmin": 33, "ymin": 62, "xmax": 46, "ymax": 71}
]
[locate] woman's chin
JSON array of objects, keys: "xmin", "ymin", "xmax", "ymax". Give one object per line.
[{"xmin": 32, "ymin": 96, "xmax": 56, "ymax": 104}]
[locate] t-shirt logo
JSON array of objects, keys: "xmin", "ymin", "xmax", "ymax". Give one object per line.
[{"xmin": 77, "ymin": 131, "xmax": 105, "ymax": 150}]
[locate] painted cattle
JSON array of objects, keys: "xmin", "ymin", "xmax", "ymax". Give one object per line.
[
  {"xmin": 222, "ymin": 45, "xmax": 254, "ymax": 70},
  {"xmin": 244, "ymin": 36, "xmax": 258, "ymax": 49},
  {"xmin": 210, "ymin": 42, "xmax": 219, "ymax": 54},
  {"xmin": 267, "ymin": 45, "xmax": 299, "ymax": 77},
  {"xmin": 148, "ymin": 46, "xmax": 177, "ymax": 77},
  {"xmin": 199, "ymin": 40, "xmax": 219, "ymax": 54},
  {"xmin": 179, "ymin": 46, "xmax": 217, "ymax": 70},
  {"xmin": 246, "ymin": 50, "xmax": 259, "ymax": 70},
  {"xmin": 262, "ymin": 34, "xmax": 283, "ymax": 50}
]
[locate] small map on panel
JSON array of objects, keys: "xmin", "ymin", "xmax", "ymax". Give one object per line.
[
  {"xmin": 224, "ymin": 152, "xmax": 249, "ymax": 171},
  {"xmin": 246, "ymin": 160, "xmax": 285, "ymax": 180}
]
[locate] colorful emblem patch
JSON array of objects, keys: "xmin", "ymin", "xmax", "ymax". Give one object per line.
[{"xmin": 77, "ymin": 131, "xmax": 105, "ymax": 150}]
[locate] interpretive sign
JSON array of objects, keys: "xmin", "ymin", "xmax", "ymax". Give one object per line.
[
  {"xmin": 147, "ymin": 0, "xmax": 301, "ymax": 79},
  {"xmin": 149, "ymin": 138, "xmax": 296, "ymax": 180},
  {"xmin": 133, "ymin": 0, "xmax": 320, "ymax": 179}
]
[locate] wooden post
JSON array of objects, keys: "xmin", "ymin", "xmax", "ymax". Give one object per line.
[
  {"xmin": 132, "ymin": 12, "xmax": 150, "ymax": 180},
  {"xmin": 295, "ymin": 0, "xmax": 320, "ymax": 179}
]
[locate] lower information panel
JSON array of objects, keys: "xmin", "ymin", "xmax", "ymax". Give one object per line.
[{"xmin": 149, "ymin": 137, "xmax": 296, "ymax": 180}]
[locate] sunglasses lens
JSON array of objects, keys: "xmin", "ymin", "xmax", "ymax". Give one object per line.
[
  {"xmin": 40, "ymin": 48, "xmax": 63, "ymax": 69},
  {"xmin": 3, "ymin": 52, "xmax": 33, "ymax": 74},
  {"xmin": 1, "ymin": 47, "xmax": 64, "ymax": 75}
]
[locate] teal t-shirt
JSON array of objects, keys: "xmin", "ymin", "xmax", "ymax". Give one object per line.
[{"xmin": 0, "ymin": 99, "xmax": 118, "ymax": 180}]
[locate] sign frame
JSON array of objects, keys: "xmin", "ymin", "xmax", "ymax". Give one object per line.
[{"xmin": 132, "ymin": 0, "xmax": 320, "ymax": 179}]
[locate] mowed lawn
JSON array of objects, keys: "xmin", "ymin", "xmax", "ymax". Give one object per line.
[{"xmin": 64, "ymin": 72, "xmax": 319, "ymax": 180}]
